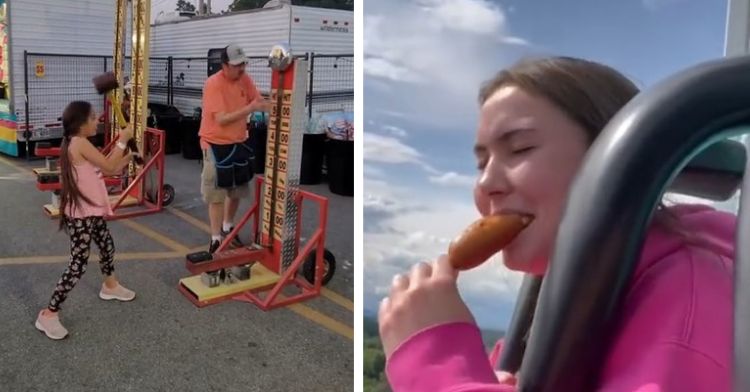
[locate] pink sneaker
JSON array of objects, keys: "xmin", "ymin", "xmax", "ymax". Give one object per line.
[
  {"xmin": 99, "ymin": 282, "xmax": 136, "ymax": 302},
  {"xmin": 35, "ymin": 310, "xmax": 68, "ymax": 340}
]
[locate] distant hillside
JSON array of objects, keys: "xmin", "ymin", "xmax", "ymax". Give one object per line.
[
  {"xmin": 364, "ymin": 314, "xmax": 379, "ymax": 338},
  {"xmin": 364, "ymin": 316, "xmax": 504, "ymax": 349},
  {"xmin": 363, "ymin": 316, "xmax": 505, "ymax": 392},
  {"xmin": 364, "ymin": 307, "xmax": 378, "ymax": 319},
  {"xmin": 481, "ymin": 328, "xmax": 506, "ymax": 350}
]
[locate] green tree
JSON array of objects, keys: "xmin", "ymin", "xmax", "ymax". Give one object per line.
[
  {"xmin": 175, "ymin": 0, "xmax": 196, "ymax": 12},
  {"xmin": 228, "ymin": 0, "xmax": 268, "ymax": 11},
  {"xmin": 364, "ymin": 348, "xmax": 385, "ymax": 378},
  {"xmin": 364, "ymin": 336, "xmax": 381, "ymax": 349},
  {"xmin": 292, "ymin": 0, "xmax": 353, "ymax": 11}
]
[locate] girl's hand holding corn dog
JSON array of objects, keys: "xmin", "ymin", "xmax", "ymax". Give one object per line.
[{"xmin": 379, "ymin": 214, "xmax": 533, "ymax": 359}]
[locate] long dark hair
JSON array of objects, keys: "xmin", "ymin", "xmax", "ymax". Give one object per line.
[{"xmin": 58, "ymin": 101, "xmax": 96, "ymax": 230}]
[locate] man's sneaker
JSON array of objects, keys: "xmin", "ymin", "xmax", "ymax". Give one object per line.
[
  {"xmin": 35, "ymin": 310, "xmax": 68, "ymax": 340},
  {"xmin": 221, "ymin": 227, "xmax": 244, "ymax": 248},
  {"xmin": 209, "ymin": 239, "xmax": 221, "ymax": 254},
  {"xmin": 99, "ymin": 283, "xmax": 136, "ymax": 302}
]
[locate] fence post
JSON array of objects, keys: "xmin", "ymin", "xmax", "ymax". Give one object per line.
[
  {"xmin": 168, "ymin": 56, "xmax": 173, "ymax": 106},
  {"xmin": 104, "ymin": 56, "xmax": 112, "ymax": 145},
  {"xmin": 308, "ymin": 52, "xmax": 315, "ymax": 119},
  {"xmin": 23, "ymin": 50, "xmax": 30, "ymax": 160}
]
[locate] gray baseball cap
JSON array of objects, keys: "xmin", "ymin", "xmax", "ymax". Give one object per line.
[{"xmin": 224, "ymin": 44, "xmax": 248, "ymax": 65}]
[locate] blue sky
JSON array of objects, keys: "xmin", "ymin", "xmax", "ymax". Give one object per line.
[{"xmin": 363, "ymin": 0, "xmax": 731, "ymax": 329}]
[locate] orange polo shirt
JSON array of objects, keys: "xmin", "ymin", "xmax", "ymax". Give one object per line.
[{"xmin": 199, "ymin": 69, "xmax": 261, "ymax": 149}]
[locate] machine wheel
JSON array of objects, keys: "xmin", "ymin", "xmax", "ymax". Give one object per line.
[
  {"xmin": 302, "ymin": 248, "xmax": 336, "ymax": 286},
  {"xmin": 161, "ymin": 184, "xmax": 175, "ymax": 206},
  {"xmin": 145, "ymin": 184, "xmax": 175, "ymax": 206}
]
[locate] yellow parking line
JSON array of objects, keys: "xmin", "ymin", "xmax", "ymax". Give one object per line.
[
  {"xmin": 119, "ymin": 219, "xmax": 191, "ymax": 254},
  {"xmin": 0, "ymin": 155, "xmax": 33, "ymax": 175},
  {"xmin": 321, "ymin": 288, "xmax": 353, "ymax": 311},
  {"xmin": 283, "ymin": 297, "xmax": 353, "ymax": 340},
  {"xmin": 0, "ymin": 157, "xmax": 196, "ymax": 259},
  {"xmin": 168, "ymin": 206, "xmax": 354, "ymax": 314},
  {"xmin": 0, "ymin": 251, "xmax": 182, "ymax": 266},
  {"xmin": 1, "ymin": 154, "xmax": 353, "ymax": 340},
  {"xmin": 0, "ymin": 154, "xmax": 194, "ymax": 256},
  {"xmin": 2, "ymin": 236, "xmax": 352, "ymax": 340},
  {"xmin": 188, "ymin": 245, "xmax": 206, "ymax": 253},
  {"xmin": 167, "ymin": 207, "xmax": 211, "ymax": 233}
]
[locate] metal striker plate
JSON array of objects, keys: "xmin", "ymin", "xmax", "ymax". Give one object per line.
[{"xmin": 268, "ymin": 43, "xmax": 293, "ymax": 71}]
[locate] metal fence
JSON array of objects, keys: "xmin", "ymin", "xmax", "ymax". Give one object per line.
[
  {"xmin": 21, "ymin": 51, "xmax": 353, "ymax": 141},
  {"xmin": 140, "ymin": 57, "xmax": 171, "ymax": 106},
  {"xmin": 23, "ymin": 53, "xmax": 108, "ymax": 141},
  {"xmin": 167, "ymin": 55, "xmax": 274, "ymax": 116},
  {"xmin": 309, "ymin": 53, "xmax": 354, "ymax": 116},
  {"xmin": 22, "ymin": 52, "xmax": 174, "ymax": 141}
]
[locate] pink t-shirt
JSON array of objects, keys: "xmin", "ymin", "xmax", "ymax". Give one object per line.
[
  {"xmin": 64, "ymin": 160, "xmax": 114, "ymax": 218},
  {"xmin": 386, "ymin": 204, "xmax": 735, "ymax": 391}
]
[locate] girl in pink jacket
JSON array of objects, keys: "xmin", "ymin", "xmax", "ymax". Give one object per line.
[{"xmin": 378, "ymin": 57, "xmax": 735, "ymax": 392}]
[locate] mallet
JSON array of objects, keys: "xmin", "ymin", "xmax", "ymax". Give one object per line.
[{"xmin": 92, "ymin": 72, "xmax": 143, "ymax": 165}]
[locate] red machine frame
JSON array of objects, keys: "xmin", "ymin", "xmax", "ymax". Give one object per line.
[
  {"xmin": 34, "ymin": 126, "xmax": 169, "ymax": 220},
  {"xmin": 179, "ymin": 176, "xmax": 330, "ymax": 310},
  {"xmin": 106, "ymin": 127, "xmax": 168, "ymax": 220}
]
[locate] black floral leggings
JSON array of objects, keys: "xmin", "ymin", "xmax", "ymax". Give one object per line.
[{"xmin": 48, "ymin": 216, "xmax": 116, "ymax": 312}]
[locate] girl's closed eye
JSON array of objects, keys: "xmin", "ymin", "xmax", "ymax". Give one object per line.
[
  {"xmin": 476, "ymin": 158, "xmax": 488, "ymax": 171},
  {"xmin": 511, "ymin": 145, "xmax": 536, "ymax": 155},
  {"xmin": 474, "ymin": 148, "xmax": 489, "ymax": 171}
]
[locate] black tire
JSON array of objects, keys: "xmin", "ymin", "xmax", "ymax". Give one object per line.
[
  {"xmin": 146, "ymin": 184, "xmax": 175, "ymax": 206},
  {"xmin": 161, "ymin": 184, "xmax": 175, "ymax": 206},
  {"xmin": 303, "ymin": 248, "xmax": 336, "ymax": 286}
]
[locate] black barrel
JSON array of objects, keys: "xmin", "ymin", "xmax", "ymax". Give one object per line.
[
  {"xmin": 300, "ymin": 133, "xmax": 327, "ymax": 184},
  {"xmin": 325, "ymin": 138, "xmax": 353, "ymax": 196}
]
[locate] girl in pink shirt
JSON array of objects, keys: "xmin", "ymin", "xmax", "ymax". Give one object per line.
[
  {"xmin": 35, "ymin": 101, "xmax": 139, "ymax": 340},
  {"xmin": 378, "ymin": 57, "xmax": 735, "ymax": 391}
]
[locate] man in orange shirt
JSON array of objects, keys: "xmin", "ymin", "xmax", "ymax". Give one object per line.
[{"xmin": 199, "ymin": 44, "xmax": 270, "ymax": 253}]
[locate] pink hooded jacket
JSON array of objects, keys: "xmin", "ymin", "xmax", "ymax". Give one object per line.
[{"xmin": 385, "ymin": 204, "xmax": 735, "ymax": 391}]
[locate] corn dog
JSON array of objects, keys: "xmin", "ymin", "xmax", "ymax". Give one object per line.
[{"xmin": 448, "ymin": 214, "xmax": 533, "ymax": 270}]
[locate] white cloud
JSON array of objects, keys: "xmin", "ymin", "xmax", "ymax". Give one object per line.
[
  {"xmin": 363, "ymin": 57, "xmax": 425, "ymax": 83},
  {"xmin": 364, "ymin": 183, "xmax": 411, "ymax": 214},
  {"xmin": 363, "ymin": 132, "xmax": 423, "ymax": 165},
  {"xmin": 364, "ymin": 1, "xmax": 527, "ymax": 90},
  {"xmin": 499, "ymin": 36, "xmax": 530, "ymax": 46},
  {"xmin": 378, "ymin": 109, "xmax": 409, "ymax": 119},
  {"xmin": 429, "ymin": 171, "xmax": 475, "ymax": 187},
  {"xmin": 417, "ymin": 0, "xmax": 506, "ymax": 35},
  {"xmin": 382, "ymin": 125, "xmax": 408, "ymax": 138},
  {"xmin": 364, "ymin": 0, "xmax": 533, "ymax": 133},
  {"xmin": 364, "ymin": 164, "xmax": 387, "ymax": 179},
  {"xmin": 363, "ymin": 132, "xmax": 440, "ymax": 174}
]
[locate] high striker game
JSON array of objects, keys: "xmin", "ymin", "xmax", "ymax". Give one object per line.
[{"xmin": 180, "ymin": 45, "xmax": 335, "ymax": 310}]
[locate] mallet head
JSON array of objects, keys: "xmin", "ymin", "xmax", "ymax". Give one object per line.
[{"xmin": 92, "ymin": 71, "xmax": 120, "ymax": 95}]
